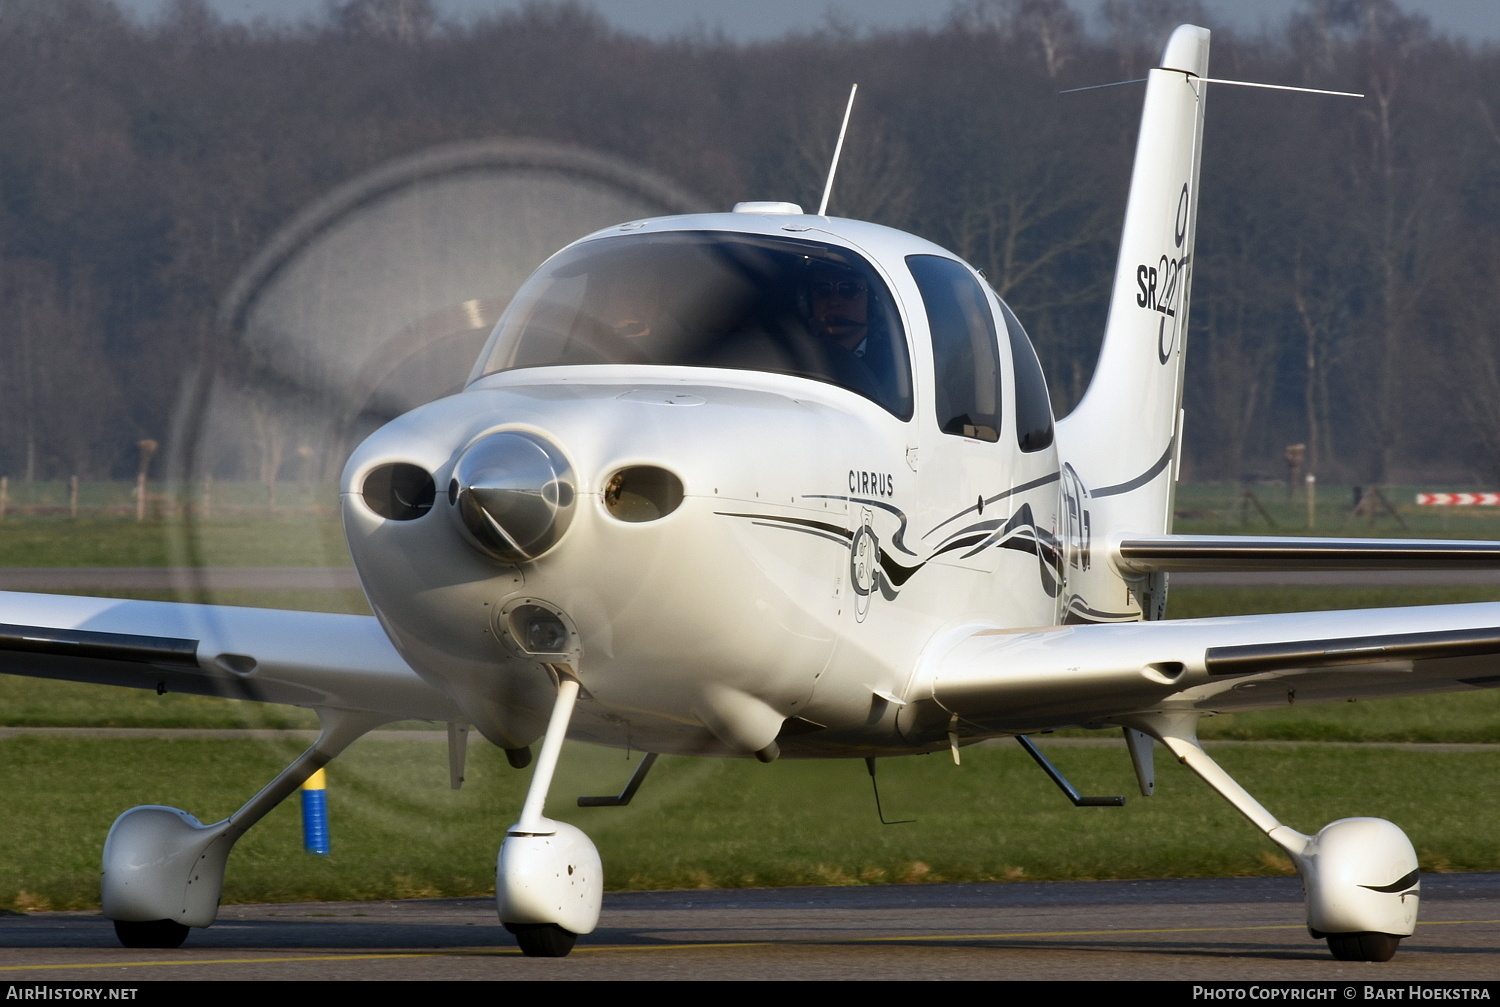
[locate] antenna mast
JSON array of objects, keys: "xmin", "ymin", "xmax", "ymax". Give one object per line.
[{"xmin": 817, "ymin": 84, "xmax": 858, "ymax": 216}]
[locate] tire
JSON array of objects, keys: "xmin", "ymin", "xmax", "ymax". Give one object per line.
[
  {"xmin": 113, "ymin": 919, "xmax": 190, "ymax": 949},
  {"xmin": 505, "ymin": 922, "xmax": 577, "ymax": 958},
  {"xmin": 1326, "ymin": 932, "xmax": 1401, "ymax": 962}
]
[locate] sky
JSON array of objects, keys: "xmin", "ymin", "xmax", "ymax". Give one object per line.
[{"xmin": 126, "ymin": 0, "xmax": 1500, "ymax": 44}]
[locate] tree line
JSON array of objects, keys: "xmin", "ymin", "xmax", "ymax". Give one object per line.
[{"xmin": 0, "ymin": 0, "xmax": 1495, "ymax": 486}]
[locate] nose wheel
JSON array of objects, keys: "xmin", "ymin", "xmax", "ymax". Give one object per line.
[
  {"xmin": 113, "ymin": 919, "xmax": 190, "ymax": 949},
  {"xmin": 505, "ymin": 922, "xmax": 578, "ymax": 958},
  {"xmin": 1326, "ymin": 932, "xmax": 1401, "ymax": 962}
]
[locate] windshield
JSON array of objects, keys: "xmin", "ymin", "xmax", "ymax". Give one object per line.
[{"xmin": 473, "ymin": 231, "xmax": 912, "ymax": 418}]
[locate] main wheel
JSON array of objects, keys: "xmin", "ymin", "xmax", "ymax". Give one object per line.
[
  {"xmin": 504, "ymin": 922, "xmax": 576, "ymax": 958},
  {"xmin": 113, "ymin": 918, "xmax": 190, "ymax": 949},
  {"xmin": 1326, "ymin": 932, "xmax": 1401, "ymax": 962}
]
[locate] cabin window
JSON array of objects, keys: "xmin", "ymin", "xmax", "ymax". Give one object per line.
[
  {"xmin": 906, "ymin": 255, "xmax": 1002, "ymax": 442},
  {"xmin": 997, "ymin": 297, "xmax": 1055, "ymax": 452},
  {"xmin": 473, "ymin": 232, "xmax": 913, "ymax": 420}
]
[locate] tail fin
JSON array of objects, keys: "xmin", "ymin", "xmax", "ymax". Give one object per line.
[{"xmin": 1056, "ymin": 25, "xmax": 1208, "ymax": 537}]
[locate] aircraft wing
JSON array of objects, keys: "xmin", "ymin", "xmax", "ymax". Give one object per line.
[
  {"xmin": 1113, "ymin": 535, "xmax": 1500, "ymax": 572},
  {"xmin": 913, "ymin": 603, "xmax": 1500, "ymax": 737},
  {"xmin": 0, "ymin": 590, "xmax": 458, "ymax": 722}
]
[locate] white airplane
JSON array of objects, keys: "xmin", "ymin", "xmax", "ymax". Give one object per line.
[{"xmin": 5, "ymin": 24, "xmax": 1498, "ymax": 963}]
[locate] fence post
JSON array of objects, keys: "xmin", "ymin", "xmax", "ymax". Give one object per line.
[{"xmin": 135, "ymin": 439, "xmax": 157, "ymax": 523}]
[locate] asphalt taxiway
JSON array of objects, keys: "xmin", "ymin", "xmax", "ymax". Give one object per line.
[{"xmin": 0, "ymin": 875, "xmax": 1497, "ymax": 981}]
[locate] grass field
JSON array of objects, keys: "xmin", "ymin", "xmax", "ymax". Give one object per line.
[
  {"xmin": 4, "ymin": 581, "xmax": 1497, "ymax": 739},
  {"xmin": 0, "ymin": 514, "xmax": 350, "ymax": 569},
  {"xmin": 1, "ymin": 479, "xmax": 1498, "ymax": 565},
  {"xmin": 1, "ymin": 734, "xmax": 1496, "ymax": 912},
  {"xmin": 2, "ymin": 487, "xmax": 1500, "ymax": 908},
  {"xmin": 1173, "ymin": 481, "xmax": 1500, "ymax": 536},
  {"xmin": 0, "ymin": 479, "xmax": 335, "ymax": 516}
]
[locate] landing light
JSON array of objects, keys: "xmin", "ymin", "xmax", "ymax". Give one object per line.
[
  {"xmin": 495, "ymin": 599, "xmax": 580, "ymax": 662},
  {"xmin": 514, "ymin": 606, "xmax": 569, "ymax": 654}
]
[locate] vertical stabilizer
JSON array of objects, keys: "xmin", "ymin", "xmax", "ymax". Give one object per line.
[{"xmin": 1057, "ymin": 25, "xmax": 1208, "ymax": 539}]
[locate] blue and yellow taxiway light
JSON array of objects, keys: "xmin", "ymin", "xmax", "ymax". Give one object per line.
[{"xmin": 300, "ymin": 768, "xmax": 330, "ymax": 855}]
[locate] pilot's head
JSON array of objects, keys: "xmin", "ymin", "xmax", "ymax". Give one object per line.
[
  {"xmin": 598, "ymin": 265, "xmax": 663, "ymax": 340},
  {"xmin": 808, "ymin": 263, "xmax": 869, "ymax": 351}
]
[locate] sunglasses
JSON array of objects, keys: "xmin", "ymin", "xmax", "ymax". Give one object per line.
[{"xmin": 811, "ymin": 280, "xmax": 867, "ymax": 298}]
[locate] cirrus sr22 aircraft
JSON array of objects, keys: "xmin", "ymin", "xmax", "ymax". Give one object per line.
[{"xmin": 3, "ymin": 25, "xmax": 1496, "ymax": 962}]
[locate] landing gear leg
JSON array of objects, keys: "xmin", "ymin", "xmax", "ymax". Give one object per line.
[
  {"xmin": 496, "ymin": 669, "xmax": 602, "ymax": 958},
  {"xmin": 101, "ymin": 708, "xmax": 392, "ymax": 945},
  {"xmin": 1123, "ymin": 712, "xmax": 1418, "ymax": 962}
]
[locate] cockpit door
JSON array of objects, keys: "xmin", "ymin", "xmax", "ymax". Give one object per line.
[{"xmin": 906, "ymin": 255, "xmax": 1010, "ymax": 576}]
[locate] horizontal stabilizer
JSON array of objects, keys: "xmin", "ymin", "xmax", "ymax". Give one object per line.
[{"xmin": 1113, "ymin": 535, "xmax": 1500, "ymax": 574}]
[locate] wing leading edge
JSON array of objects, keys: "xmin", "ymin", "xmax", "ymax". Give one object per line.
[
  {"xmin": 0, "ymin": 591, "xmax": 458, "ymax": 722},
  {"xmin": 906, "ymin": 603, "xmax": 1500, "ymax": 741}
]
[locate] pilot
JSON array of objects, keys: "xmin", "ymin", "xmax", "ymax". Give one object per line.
[
  {"xmin": 597, "ymin": 264, "xmax": 665, "ymax": 341},
  {"xmin": 807, "ymin": 261, "xmax": 896, "ymax": 408},
  {"xmin": 809, "ymin": 263, "xmax": 871, "ymax": 354},
  {"xmin": 573, "ymin": 261, "xmax": 676, "ymax": 364}
]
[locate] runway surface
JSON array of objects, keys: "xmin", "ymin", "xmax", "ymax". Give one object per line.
[{"xmin": 1, "ymin": 874, "xmax": 1497, "ymax": 981}]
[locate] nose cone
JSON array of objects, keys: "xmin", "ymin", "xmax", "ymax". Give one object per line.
[{"xmin": 449, "ymin": 431, "xmax": 576, "ymax": 562}]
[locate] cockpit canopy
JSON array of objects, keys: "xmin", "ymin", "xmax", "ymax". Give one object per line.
[{"xmin": 473, "ymin": 231, "xmax": 913, "ymax": 419}]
